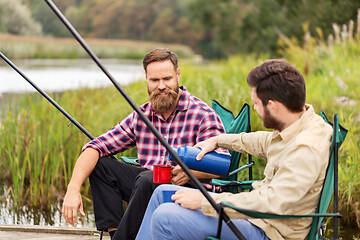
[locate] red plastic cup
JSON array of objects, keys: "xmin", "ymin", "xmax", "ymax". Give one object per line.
[{"xmin": 153, "ymin": 165, "xmax": 172, "ymax": 184}]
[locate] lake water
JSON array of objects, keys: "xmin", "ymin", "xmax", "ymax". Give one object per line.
[
  {"xmin": 0, "ymin": 58, "xmax": 143, "ymax": 228},
  {"xmin": 0, "ymin": 58, "xmax": 144, "ymax": 94}
]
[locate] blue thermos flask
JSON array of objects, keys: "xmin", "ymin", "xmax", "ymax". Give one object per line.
[{"xmin": 169, "ymin": 146, "xmax": 231, "ymax": 177}]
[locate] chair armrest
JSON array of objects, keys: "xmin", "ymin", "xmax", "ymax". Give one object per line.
[
  {"xmin": 120, "ymin": 156, "xmax": 140, "ymax": 166},
  {"xmin": 227, "ymin": 161, "xmax": 255, "ymax": 177},
  {"xmin": 219, "ymin": 202, "xmax": 342, "ymax": 219}
]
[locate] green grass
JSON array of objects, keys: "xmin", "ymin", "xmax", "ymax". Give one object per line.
[{"xmin": 0, "ymin": 31, "xmax": 359, "ymax": 237}]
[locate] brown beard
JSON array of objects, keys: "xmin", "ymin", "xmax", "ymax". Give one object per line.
[
  {"xmin": 263, "ymin": 106, "xmax": 285, "ymax": 131},
  {"xmin": 149, "ymin": 86, "xmax": 179, "ymax": 114}
]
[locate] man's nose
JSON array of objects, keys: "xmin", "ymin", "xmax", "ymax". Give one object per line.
[{"xmin": 158, "ymin": 80, "xmax": 166, "ymax": 90}]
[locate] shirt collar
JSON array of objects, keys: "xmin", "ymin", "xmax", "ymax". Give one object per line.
[
  {"xmin": 176, "ymin": 86, "xmax": 190, "ymax": 111},
  {"xmin": 275, "ymin": 104, "xmax": 314, "ymax": 143}
]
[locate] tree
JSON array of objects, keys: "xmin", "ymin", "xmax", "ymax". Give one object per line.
[
  {"xmin": 188, "ymin": 0, "xmax": 250, "ymax": 58},
  {"xmin": 0, "ymin": 0, "xmax": 42, "ymax": 35}
]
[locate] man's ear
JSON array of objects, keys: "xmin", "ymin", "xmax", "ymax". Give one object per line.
[
  {"xmin": 267, "ymin": 100, "xmax": 278, "ymax": 113},
  {"xmin": 176, "ymin": 67, "xmax": 180, "ymax": 81}
]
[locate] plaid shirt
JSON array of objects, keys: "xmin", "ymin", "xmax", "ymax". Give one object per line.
[{"xmin": 83, "ymin": 86, "xmax": 227, "ymax": 170}]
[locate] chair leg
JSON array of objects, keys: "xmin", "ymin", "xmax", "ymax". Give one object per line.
[
  {"xmin": 333, "ymin": 116, "xmax": 339, "ymax": 239},
  {"xmin": 216, "ymin": 207, "xmax": 224, "ymax": 239}
]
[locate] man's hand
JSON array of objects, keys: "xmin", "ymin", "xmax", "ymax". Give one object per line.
[
  {"xmin": 61, "ymin": 148, "xmax": 99, "ymax": 226},
  {"xmin": 171, "ymin": 165, "xmax": 189, "ymax": 185},
  {"xmin": 172, "ymin": 189, "xmax": 203, "ymax": 210},
  {"xmin": 194, "ymin": 136, "xmax": 219, "ymax": 160},
  {"xmin": 62, "ymin": 186, "xmax": 85, "ymax": 226}
]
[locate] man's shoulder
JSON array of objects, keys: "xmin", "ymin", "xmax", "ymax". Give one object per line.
[
  {"xmin": 139, "ymin": 101, "xmax": 151, "ymax": 110},
  {"xmin": 125, "ymin": 102, "xmax": 152, "ymax": 120},
  {"xmin": 295, "ymin": 114, "xmax": 333, "ymax": 151},
  {"xmin": 187, "ymin": 94, "xmax": 215, "ymax": 113}
]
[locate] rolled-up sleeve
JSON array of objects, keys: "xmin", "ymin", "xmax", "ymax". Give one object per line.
[
  {"xmin": 217, "ymin": 131, "xmax": 272, "ymax": 158},
  {"xmin": 82, "ymin": 112, "xmax": 136, "ymax": 157}
]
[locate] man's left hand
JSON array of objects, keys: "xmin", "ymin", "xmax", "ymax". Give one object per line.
[
  {"xmin": 172, "ymin": 189, "xmax": 203, "ymax": 210},
  {"xmin": 171, "ymin": 165, "xmax": 189, "ymax": 185}
]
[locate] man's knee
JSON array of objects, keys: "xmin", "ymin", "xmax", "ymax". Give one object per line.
[
  {"xmin": 150, "ymin": 203, "xmax": 188, "ymax": 239},
  {"xmin": 151, "ymin": 203, "xmax": 177, "ymax": 231},
  {"xmin": 133, "ymin": 170, "xmax": 160, "ymax": 193},
  {"xmin": 154, "ymin": 203, "xmax": 190, "ymax": 225}
]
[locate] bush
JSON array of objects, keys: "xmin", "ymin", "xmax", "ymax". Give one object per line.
[{"xmin": 0, "ymin": 0, "xmax": 42, "ymax": 35}]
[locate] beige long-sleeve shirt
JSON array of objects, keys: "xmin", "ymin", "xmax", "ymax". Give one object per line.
[{"xmin": 201, "ymin": 105, "xmax": 333, "ymax": 239}]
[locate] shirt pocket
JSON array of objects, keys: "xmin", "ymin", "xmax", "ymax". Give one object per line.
[{"xmin": 263, "ymin": 165, "xmax": 276, "ymax": 181}]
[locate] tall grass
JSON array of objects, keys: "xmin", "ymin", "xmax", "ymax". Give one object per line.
[
  {"xmin": 0, "ymin": 33, "xmax": 194, "ymax": 59},
  {"xmin": 0, "ymin": 86, "xmax": 146, "ymax": 209},
  {"xmin": 0, "ymin": 15, "xmax": 359, "ymax": 237}
]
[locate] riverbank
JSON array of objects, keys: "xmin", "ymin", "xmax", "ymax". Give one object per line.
[{"xmin": 0, "ymin": 33, "xmax": 195, "ymax": 59}]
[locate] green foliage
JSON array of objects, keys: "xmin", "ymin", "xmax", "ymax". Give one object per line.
[
  {"xmin": 187, "ymin": 0, "xmax": 249, "ymax": 58},
  {"xmin": 0, "ymin": 0, "xmax": 42, "ymax": 35},
  {"xmin": 2, "ymin": 0, "xmax": 360, "ymax": 58},
  {"xmin": 26, "ymin": 0, "xmax": 71, "ymax": 38}
]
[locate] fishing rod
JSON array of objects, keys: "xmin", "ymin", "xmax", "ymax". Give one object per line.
[
  {"xmin": 44, "ymin": 1, "xmax": 246, "ymax": 239},
  {"xmin": 0, "ymin": 52, "xmax": 120, "ymax": 162}
]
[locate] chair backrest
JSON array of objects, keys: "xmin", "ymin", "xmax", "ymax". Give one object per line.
[
  {"xmin": 212, "ymin": 100, "xmax": 252, "ymax": 186},
  {"xmin": 308, "ymin": 113, "xmax": 348, "ymax": 240}
]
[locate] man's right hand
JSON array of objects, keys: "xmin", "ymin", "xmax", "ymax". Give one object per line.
[
  {"xmin": 194, "ymin": 136, "xmax": 219, "ymax": 160},
  {"xmin": 62, "ymin": 186, "xmax": 85, "ymax": 226},
  {"xmin": 61, "ymin": 148, "xmax": 99, "ymax": 226}
]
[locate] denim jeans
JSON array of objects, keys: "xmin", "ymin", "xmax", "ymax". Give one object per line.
[{"xmin": 136, "ymin": 184, "xmax": 270, "ymax": 240}]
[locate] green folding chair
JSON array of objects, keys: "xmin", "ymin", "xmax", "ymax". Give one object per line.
[
  {"xmin": 210, "ymin": 100, "xmax": 254, "ymax": 193},
  {"xmin": 207, "ymin": 112, "xmax": 348, "ymax": 240}
]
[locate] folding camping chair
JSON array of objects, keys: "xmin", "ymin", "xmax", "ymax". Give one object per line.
[
  {"xmin": 209, "ymin": 100, "xmax": 254, "ymax": 193},
  {"xmin": 206, "ymin": 112, "xmax": 348, "ymax": 240}
]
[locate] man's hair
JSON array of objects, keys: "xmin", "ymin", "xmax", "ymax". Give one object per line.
[
  {"xmin": 142, "ymin": 48, "xmax": 178, "ymax": 72},
  {"xmin": 247, "ymin": 59, "xmax": 306, "ymax": 113}
]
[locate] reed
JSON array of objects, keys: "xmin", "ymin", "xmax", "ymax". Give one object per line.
[{"xmin": 0, "ymin": 33, "xmax": 194, "ymax": 59}]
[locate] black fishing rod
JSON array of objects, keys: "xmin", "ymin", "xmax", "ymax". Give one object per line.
[
  {"xmin": 0, "ymin": 52, "xmax": 123, "ymax": 163},
  {"xmin": 0, "ymin": 52, "xmax": 93, "ymax": 139},
  {"xmin": 44, "ymin": 1, "xmax": 246, "ymax": 239}
]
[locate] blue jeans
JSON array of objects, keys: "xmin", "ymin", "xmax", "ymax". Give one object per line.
[{"xmin": 136, "ymin": 185, "xmax": 270, "ymax": 240}]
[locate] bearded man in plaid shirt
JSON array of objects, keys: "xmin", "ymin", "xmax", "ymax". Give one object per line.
[{"xmin": 61, "ymin": 48, "xmax": 227, "ymax": 240}]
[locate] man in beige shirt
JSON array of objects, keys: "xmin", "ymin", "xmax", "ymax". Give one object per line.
[{"xmin": 135, "ymin": 59, "xmax": 333, "ymax": 240}]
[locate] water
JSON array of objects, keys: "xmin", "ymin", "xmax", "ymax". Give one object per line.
[
  {"xmin": 0, "ymin": 58, "xmax": 144, "ymax": 94},
  {"xmin": 0, "ymin": 186, "xmax": 95, "ymax": 228},
  {"xmin": 0, "ymin": 58, "xmax": 143, "ymax": 228}
]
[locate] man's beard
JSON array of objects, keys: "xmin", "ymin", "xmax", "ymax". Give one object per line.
[
  {"xmin": 149, "ymin": 85, "xmax": 179, "ymax": 114},
  {"xmin": 263, "ymin": 106, "xmax": 285, "ymax": 131}
]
